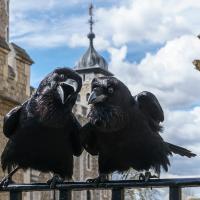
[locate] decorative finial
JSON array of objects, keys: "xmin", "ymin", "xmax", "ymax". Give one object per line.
[{"xmin": 88, "ymin": 2, "xmax": 95, "ymax": 46}]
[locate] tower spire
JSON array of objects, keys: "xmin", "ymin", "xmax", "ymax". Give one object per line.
[
  {"xmin": 88, "ymin": 2, "xmax": 95, "ymax": 47},
  {"xmin": 75, "ymin": 2, "xmax": 112, "ymax": 74}
]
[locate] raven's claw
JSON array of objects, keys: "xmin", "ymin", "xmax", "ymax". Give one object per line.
[
  {"xmin": 0, "ymin": 177, "xmax": 14, "ymax": 188},
  {"xmin": 139, "ymin": 172, "xmax": 159, "ymax": 182},
  {"xmin": 86, "ymin": 174, "xmax": 108, "ymax": 184},
  {"xmin": 47, "ymin": 175, "xmax": 64, "ymax": 189}
]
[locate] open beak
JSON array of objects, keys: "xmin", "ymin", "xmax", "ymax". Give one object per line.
[
  {"xmin": 57, "ymin": 79, "xmax": 78, "ymax": 104},
  {"xmin": 88, "ymin": 91, "xmax": 107, "ymax": 105},
  {"xmin": 60, "ymin": 78, "xmax": 78, "ymax": 92}
]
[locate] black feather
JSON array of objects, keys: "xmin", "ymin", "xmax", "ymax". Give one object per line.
[
  {"xmin": 81, "ymin": 76, "xmax": 196, "ymax": 177},
  {"xmin": 166, "ymin": 142, "xmax": 196, "ymax": 158},
  {"xmin": 1, "ymin": 67, "xmax": 83, "ymax": 179}
]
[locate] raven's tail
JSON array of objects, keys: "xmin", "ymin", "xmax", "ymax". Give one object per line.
[{"xmin": 166, "ymin": 142, "xmax": 196, "ymax": 158}]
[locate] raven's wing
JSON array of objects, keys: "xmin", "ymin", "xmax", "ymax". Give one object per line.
[
  {"xmin": 80, "ymin": 122, "xmax": 99, "ymax": 156},
  {"xmin": 135, "ymin": 91, "xmax": 164, "ymax": 122},
  {"xmin": 3, "ymin": 105, "xmax": 22, "ymax": 138},
  {"xmin": 70, "ymin": 116, "xmax": 83, "ymax": 156},
  {"xmin": 135, "ymin": 91, "xmax": 164, "ymax": 132}
]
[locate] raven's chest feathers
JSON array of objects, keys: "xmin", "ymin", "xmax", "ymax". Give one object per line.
[
  {"xmin": 88, "ymin": 104, "xmax": 129, "ymax": 132},
  {"xmin": 93, "ymin": 107, "xmax": 166, "ymax": 168},
  {"xmin": 1, "ymin": 119, "xmax": 74, "ymax": 177}
]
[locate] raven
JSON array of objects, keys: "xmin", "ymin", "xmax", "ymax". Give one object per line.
[
  {"xmin": 1, "ymin": 67, "xmax": 83, "ymax": 187},
  {"xmin": 81, "ymin": 76, "xmax": 196, "ymax": 181}
]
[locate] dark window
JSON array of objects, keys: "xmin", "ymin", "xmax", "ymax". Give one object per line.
[
  {"xmin": 77, "ymin": 94, "xmax": 80, "ymax": 102},
  {"xmin": 7, "ymin": 0, "xmax": 9, "ymax": 14},
  {"xmin": 82, "ymin": 106, "xmax": 87, "ymax": 116},
  {"xmin": 86, "ymin": 93, "xmax": 90, "ymax": 101},
  {"xmin": 87, "ymin": 153, "xmax": 91, "ymax": 169},
  {"xmin": 87, "ymin": 190, "xmax": 91, "ymax": 200},
  {"xmin": 83, "ymin": 74, "xmax": 85, "ymax": 81},
  {"xmin": 8, "ymin": 65, "xmax": 16, "ymax": 80},
  {"xmin": 6, "ymin": 27, "xmax": 9, "ymax": 42}
]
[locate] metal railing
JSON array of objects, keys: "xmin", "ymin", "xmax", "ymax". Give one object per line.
[{"xmin": 1, "ymin": 178, "xmax": 200, "ymax": 200}]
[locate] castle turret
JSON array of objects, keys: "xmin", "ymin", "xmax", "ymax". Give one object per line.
[{"xmin": 75, "ymin": 3, "xmax": 113, "ymax": 81}]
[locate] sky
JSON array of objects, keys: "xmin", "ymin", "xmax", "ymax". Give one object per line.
[{"xmin": 10, "ymin": 0, "xmax": 200, "ymax": 198}]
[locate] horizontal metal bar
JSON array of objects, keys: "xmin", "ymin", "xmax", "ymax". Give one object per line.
[{"xmin": 0, "ymin": 178, "xmax": 200, "ymax": 192}]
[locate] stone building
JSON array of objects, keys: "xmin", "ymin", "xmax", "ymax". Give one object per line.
[
  {"xmin": 0, "ymin": 0, "xmax": 34, "ymax": 199},
  {"xmin": 72, "ymin": 4, "xmax": 113, "ymax": 200}
]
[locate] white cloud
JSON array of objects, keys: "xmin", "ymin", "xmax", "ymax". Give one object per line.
[
  {"xmin": 109, "ymin": 35, "xmax": 200, "ymax": 109},
  {"xmin": 10, "ymin": 0, "xmax": 200, "ymax": 49},
  {"xmin": 10, "ymin": 0, "xmax": 87, "ymax": 12},
  {"xmin": 96, "ymin": 0, "xmax": 200, "ymax": 46}
]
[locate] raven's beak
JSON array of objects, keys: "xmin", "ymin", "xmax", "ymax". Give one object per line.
[
  {"xmin": 57, "ymin": 79, "xmax": 78, "ymax": 104},
  {"xmin": 88, "ymin": 91, "xmax": 107, "ymax": 104},
  {"xmin": 57, "ymin": 85, "xmax": 65, "ymax": 104}
]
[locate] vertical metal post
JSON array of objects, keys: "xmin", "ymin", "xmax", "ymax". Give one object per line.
[
  {"xmin": 169, "ymin": 186, "xmax": 181, "ymax": 200},
  {"xmin": 112, "ymin": 188, "xmax": 124, "ymax": 200},
  {"xmin": 10, "ymin": 191, "xmax": 22, "ymax": 200},
  {"xmin": 59, "ymin": 190, "xmax": 71, "ymax": 200}
]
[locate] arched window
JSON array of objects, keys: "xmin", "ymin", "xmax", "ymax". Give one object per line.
[
  {"xmin": 82, "ymin": 106, "xmax": 87, "ymax": 116},
  {"xmin": 87, "ymin": 190, "xmax": 91, "ymax": 200},
  {"xmin": 5, "ymin": 26, "xmax": 9, "ymax": 42},
  {"xmin": 86, "ymin": 93, "xmax": 90, "ymax": 101},
  {"xmin": 6, "ymin": 27, "xmax": 9, "ymax": 42},
  {"xmin": 87, "ymin": 153, "xmax": 91, "ymax": 170}
]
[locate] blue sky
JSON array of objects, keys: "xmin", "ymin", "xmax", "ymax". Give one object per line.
[{"xmin": 10, "ymin": 0, "xmax": 200, "ymax": 198}]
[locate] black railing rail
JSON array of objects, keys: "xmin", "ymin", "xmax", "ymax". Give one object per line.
[{"xmin": 1, "ymin": 178, "xmax": 200, "ymax": 200}]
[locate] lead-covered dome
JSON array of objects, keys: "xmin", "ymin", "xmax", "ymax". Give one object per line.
[{"xmin": 76, "ymin": 33, "xmax": 108, "ymax": 70}]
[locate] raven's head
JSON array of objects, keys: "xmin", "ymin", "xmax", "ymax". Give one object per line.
[
  {"xmin": 35, "ymin": 68, "xmax": 82, "ymax": 123},
  {"xmin": 87, "ymin": 77, "xmax": 132, "ymax": 132}
]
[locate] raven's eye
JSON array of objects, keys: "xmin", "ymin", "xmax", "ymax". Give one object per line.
[
  {"xmin": 93, "ymin": 87, "xmax": 98, "ymax": 91},
  {"xmin": 108, "ymin": 87, "xmax": 114, "ymax": 94},
  {"xmin": 60, "ymin": 74, "xmax": 65, "ymax": 79}
]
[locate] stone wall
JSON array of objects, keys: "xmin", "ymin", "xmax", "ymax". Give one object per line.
[
  {"xmin": 0, "ymin": 0, "xmax": 9, "ymax": 40},
  {"xmin": 0, "ymin": 58, "xmax": 30, "ymax": 104},
  {"xmin": 0, "ymin": 42, "xmax": 31, "ymax": 199}
]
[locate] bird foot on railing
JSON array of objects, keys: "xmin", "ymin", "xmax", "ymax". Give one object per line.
[
  {"xmin": 139, "ymin": 172, "xmax": 159, "ymax": 182},
  {"xmin": 0, "ymin": 177, "xmax": 14, "ymax": 188},
  {"xmin": 47, "ymin": 174, "xmax": 64, "ymax": 189},
  {"xmin": 87, "ymin": 174, "xmax": 108, "ymax": 184}
]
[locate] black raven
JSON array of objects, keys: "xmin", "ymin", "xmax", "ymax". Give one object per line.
[
  {"xmin": 81, "ymin": 76, "xmax": 196, "ymax": 181},
  {"xmin": 1, "ymin": 67, "xmax": 83, "ymax": 187}
]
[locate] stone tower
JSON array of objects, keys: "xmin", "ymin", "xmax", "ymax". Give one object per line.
[
  {"xmin": 73, "ymin": 4, "xmax": 112, "ymax": 200},
  {"xmin": 0, "ymin": 0, "xmax": 33, "ymax": 199},
  {"xmin": 0, "ymin": 0, "xmax": 9, "ymax": 41}
]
